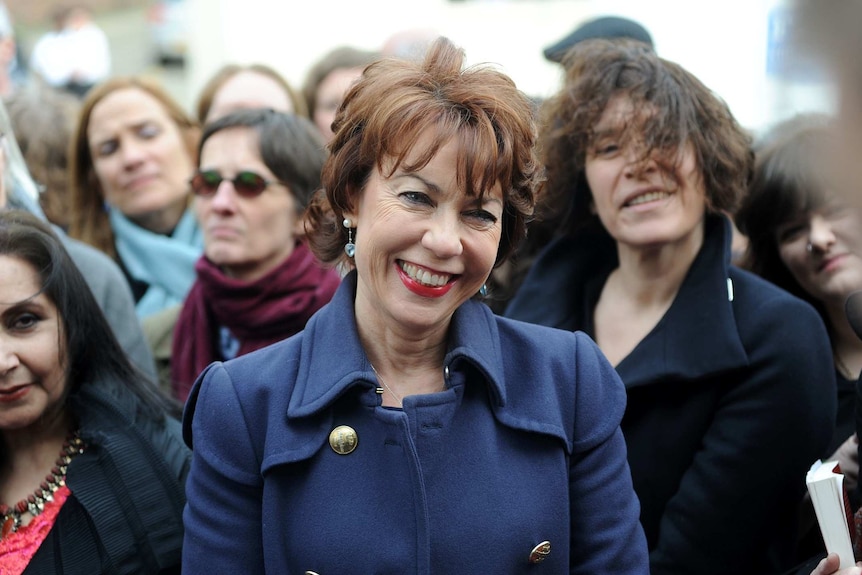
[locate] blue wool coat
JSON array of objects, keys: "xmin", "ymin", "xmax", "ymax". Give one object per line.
[
  {"xmin": 182, "ymin": 272, "xmax": 649, "ymax": 574},
  {"xmin": 506, "ymin": 214, "xmax": 837, "ymax": 575}
]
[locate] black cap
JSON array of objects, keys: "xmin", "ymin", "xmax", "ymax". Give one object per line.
[{"xmin": 543, "ymin": 16, "xmax": 654, "ymax": 63}]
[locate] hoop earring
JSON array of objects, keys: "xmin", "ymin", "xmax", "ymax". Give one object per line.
[{"xmin": 343, "ymin": 218, "xmax": 356, "ymax": 258}]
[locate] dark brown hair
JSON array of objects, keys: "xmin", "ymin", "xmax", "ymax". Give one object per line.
[
  {"xmin": 67, "ymin": 76, "xmax": 199, "ymax": 260},
  {"xmin": 195, "ymin": 63, "xmax": 307, "ymax": 123},
  {"xmin": 304, "ymin": 37, "xmax": 541, "ymax": 268},
  {"xmin": 735, "ymin": 113, "xmax": 835, "ymax": 314},
  {"xmin": 0, "ymin": 209, "xmax": 180, "ymax": 420},
  {"xmin": 538, "ymin": 38, "xmax": 753, "ymax": 237}
]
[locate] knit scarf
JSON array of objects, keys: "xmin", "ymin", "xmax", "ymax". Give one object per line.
[
  {"xmin": 110, "ymin": 208, "xmax": 203, "ymax": 319},
  {"xmin": 171, "ymin": 242, "xmax": 340, "ymax": 400}
]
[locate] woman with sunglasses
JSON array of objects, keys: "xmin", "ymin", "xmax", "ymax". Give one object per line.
[
  {"xmin": 68, "ymin": 76, "xmax": 203, "ymax": 321},
  {"xmin": 170, "ymin": 109, "xmax": 339, "ymax": 401}
]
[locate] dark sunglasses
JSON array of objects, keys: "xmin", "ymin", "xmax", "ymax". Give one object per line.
[{"xmin": 189, "ymin": 170, "xmax": 283, "ymax": 198}]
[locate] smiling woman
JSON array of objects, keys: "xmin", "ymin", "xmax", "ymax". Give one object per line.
[
  {"xmin": 181, "ymin": 37, "xmax": 650, "ymax": 574},
  {"xmin": 506, "ymin": 39, "xmax": 837, "ymax": 574},
  {"xmin": 735, "ymin": 114, "xmax": 862, "ymax": 570}
]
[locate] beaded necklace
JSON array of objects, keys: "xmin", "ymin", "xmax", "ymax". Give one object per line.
[{"xmin": 0, "ymin": 431, "xmax": 85, "ymax": 538}]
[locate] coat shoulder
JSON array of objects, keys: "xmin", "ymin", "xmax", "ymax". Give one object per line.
[{"xmin": 492, "ymin": 315, "xmax": 628, "ymax": 453}]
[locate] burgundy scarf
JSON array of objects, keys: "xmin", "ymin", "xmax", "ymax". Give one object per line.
[{"xmin": 171, "ymin": 242, "xmax": 340, "ymax": 400}]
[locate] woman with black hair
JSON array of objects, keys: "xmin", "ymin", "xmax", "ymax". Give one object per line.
[{"xmin": 0, "ymin": 210, "xmax": 188, "ymax": 573}]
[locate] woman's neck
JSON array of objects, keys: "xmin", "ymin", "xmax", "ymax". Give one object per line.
[
  {"xmin": 127, "ymin": 200, "xmax": 186, "ymax": 236},
  {"xmin": 354, "ymin": 296, "xmax": 449, "ymax": 403},
  {"xmin": 0, "ymin": 411, "xmax": 73, "ymax": 505},
  {"xmin": 593, "ymin": 225, "xmax": 704, "ymax": 367},
  {"xmin": 613, "ymin": 226, "xmax": 704, "ymax": 308}
]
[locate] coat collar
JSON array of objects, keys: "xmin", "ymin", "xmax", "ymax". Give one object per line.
[
  {"xmin": 508, "ymin": 213, "xmax": 748, "ymax": 389},
  {"xmin": 287, "ymin": 271, "xmax": 507, "ymax": 418},
  {"xmin": 614, "ymin": 214, "xmax": 749, "ymax": 387}
]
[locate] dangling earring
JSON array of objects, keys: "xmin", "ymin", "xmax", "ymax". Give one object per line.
[
  {"xmin": 343, "ymin": 218, "xmax": 356, "ymax": 258},
  {"xmin": 479, "ymin": 284, "xmax": 488, "ymax": 297}
]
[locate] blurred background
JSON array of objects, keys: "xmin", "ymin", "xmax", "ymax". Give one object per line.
[{"xmin": 3, "ymin": 0, "xmax": 833, "ymax": 137}]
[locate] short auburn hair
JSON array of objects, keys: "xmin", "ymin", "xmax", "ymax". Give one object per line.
[{"xmin": 304, "ymin": 37, "xmax": 541, "ymax": 268}]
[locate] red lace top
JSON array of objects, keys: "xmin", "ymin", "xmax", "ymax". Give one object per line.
[{"xmin": 0, "ymin": 485, "xmax": 70, "ymax": 575}]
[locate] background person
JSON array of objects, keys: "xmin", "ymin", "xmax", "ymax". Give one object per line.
[
  {"xmin": 170, "ymin": 109, "xmax": 339, "ymax": 400},
  {"xmin": 0, "ymin": 209, "xmax": 188, "ymax": 573},
  {"xmin": 68, "ymin": 76, "xmax": 203, "ymax": 320},
  {"xmin": 181, "ymin": 37, "xmax": 649, "ymax": 573},
  {"xmin": 735, "ymin": 113, "xmax": 862, "ymax": 571},
  {"xmin": 195, "ymin": 63, "xmax": 306, "ymax": 125},
  {"xmin": 0, "ymin": 93, "xmax": 155, "ymax": 380},
  {"xmin": 5, "ymin": 81, "xmax": 82, "ymax": 230},
  {"xmin": 301, "ymin": 45, "xmax": 380, "ymax": 143},
  {"xmin": 790, "ymin": 2, "xmax": 862, "ymax": 574},
  {"xmin": 505, "ymin": 38, "xmax": 836, "ymax": 574},
  {"xmin": 29, "ymin": 5, "xmax": 110, "ymax": 98}
]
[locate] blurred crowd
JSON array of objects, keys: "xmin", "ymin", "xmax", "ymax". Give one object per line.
[{"xmin": 0, "ymin": 1, "xmax": 860, "ymax": 574}]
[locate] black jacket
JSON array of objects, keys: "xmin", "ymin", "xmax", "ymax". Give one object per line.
[
  {"xmin": 24, "ymin": 384, "xmax": 190, "ymax": 574},
  {"xmin": 506, "ymin": 214, "xmax": 837, "ymax": 575}
]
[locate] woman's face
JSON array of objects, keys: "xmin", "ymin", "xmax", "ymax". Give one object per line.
[
  {"xmin": 345, "ymin": 130, "xmax": 503, "ymax": 335},
  {"xmin": 194, "ymin": 126, "xmax": 302, "ymax": 282},
  {"xmin": 313, "ymin": 66, "xmax": 364, "ymax": 142},
  {"xmin": 777, "ymin": 200, "xmax": 862, "ymax": 305},
  {"xmin": 87, "ymin": 87, "xmax": 195, "ymax": 230},
  {"xmin": 206, "ymin": 71, "xmax": 293, "ymax": 123},
  {"xmin": 584, "ymin": 95, "xmax": 707, "ymax": 250},
  {"xmin": 0, "ymin": 256, "xmax": 67, "ymax": 432}
]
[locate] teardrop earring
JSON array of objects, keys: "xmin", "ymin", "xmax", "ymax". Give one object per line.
[{"xmin": 343, "ymin": 218, "xmax": 356, "ymax": 258}]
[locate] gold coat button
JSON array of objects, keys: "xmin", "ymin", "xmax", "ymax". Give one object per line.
[
  {"xmin": 529, "ymin": 540, "xmax": 551, "ymax": 564},
  {"xmin": 329, "ymin": 425, "xmax": 358, "ymax": 455}
]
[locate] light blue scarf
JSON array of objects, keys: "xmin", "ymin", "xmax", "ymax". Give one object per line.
[{"xmin": 110, "ymin": 208, "xmax": 203, "ymax": 319}]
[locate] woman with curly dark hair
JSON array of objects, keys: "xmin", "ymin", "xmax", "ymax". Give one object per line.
[{"xmin": 506, "ymin": 39, "xmax": 836, "ymax": 575}]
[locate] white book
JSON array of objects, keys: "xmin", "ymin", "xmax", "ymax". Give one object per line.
[{"xmin": 806, "ymin": 459, "xmax": 856, "ymax": 569}]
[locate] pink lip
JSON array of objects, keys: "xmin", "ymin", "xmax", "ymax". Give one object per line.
[
  {"xmin": 396, "ymin": 261, "xmax": 457, "ymax": 298},
  {"xmin": 0, "ymin": 384, "xmax": 30, "ymax": 403},
  {"xmin": 818, "ymin": 254, "xmax": 848, "ymax": 273}
]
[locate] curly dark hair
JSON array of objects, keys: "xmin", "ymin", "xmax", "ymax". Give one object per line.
[
  {"xmin": 536, "ymin": 38, "xmax": 753, "ymax": 238},
  {"xmin": 304, "ymin": 37, "xmax": 542, "ymax": 268}
]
